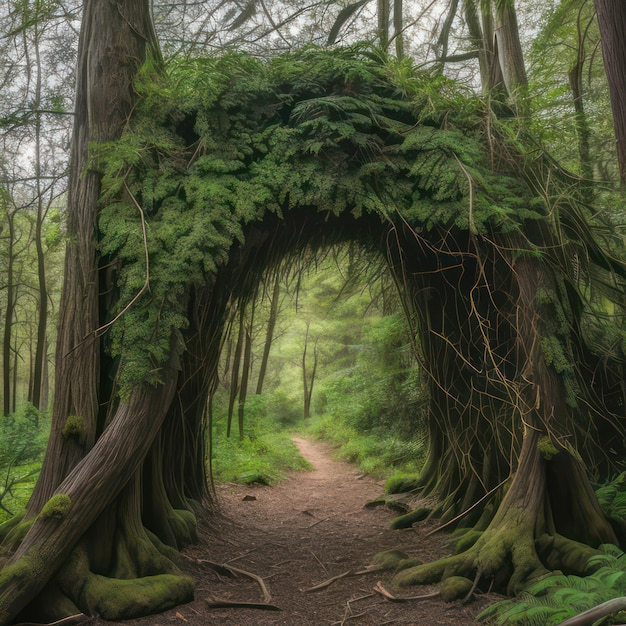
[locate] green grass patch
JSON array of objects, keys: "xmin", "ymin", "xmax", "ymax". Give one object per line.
[
  {"xmin": 305, "ymin": 413, "xmax": 425, "ymax": 478},
  {"xmin": 210, "ymin": 429, "xmax": 312, "ymax": 484},
  {"xmin": 210, "ymin": 394, "xmax": 312, "ymax": 485}
]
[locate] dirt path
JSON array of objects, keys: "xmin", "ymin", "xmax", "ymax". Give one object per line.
[{"xmin": 96, "ymin": 438, "xmax": 495, "ymax": 625}]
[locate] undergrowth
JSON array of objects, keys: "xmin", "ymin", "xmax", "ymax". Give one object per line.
[
  {"xmin": 480, "ymin": 474, "xmax": 626, "ymax": 625},
  {"xmin": 0, "ymin": 404, "xmax": 49, "ymax": 522},
  {"xmin": 305, "ymin": 413, "xmax": 425, "ymax": 478},
  {"xmin": 210, "ymin": 394, "xmax": 312, "ymax": 485}
]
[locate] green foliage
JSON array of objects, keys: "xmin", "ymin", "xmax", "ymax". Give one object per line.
[
  {"xmin": 0, "ymin": 405, "xmax": 47, "ymax": 468},
  {"xmin": 307, "ymin": 413, "xmax": 425, "ymax": 478},
  {"xmin": 210, "ymin": 393, "xmax": 312, "ymax": 484},
  {"xmin": 0, "ymin": 405, "xmax": 49, "ymax": 521},
  {"xmin": 98, "ymin": 45, "xmax": 543, "ymax": 391},
  {"xmin": 596, "ymin": 473, "xmax": 626, "ymax": 527}
]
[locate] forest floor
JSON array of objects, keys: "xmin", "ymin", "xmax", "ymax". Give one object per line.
[{"xmin": 94, "ymin": 437, "xmax": 500, "ymax": 625}]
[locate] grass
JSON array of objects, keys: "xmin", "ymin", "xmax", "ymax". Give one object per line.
[
  {"xmin": 304, "ymin": 413, "xmax": 426, "ymax": 479},
  {"xmin": 0, "ymin": 461, "xmax": 42, "ymax": 523},
  {"xmin": 210, "ymin": 428, "xmax": 312, "ymax": 484}
]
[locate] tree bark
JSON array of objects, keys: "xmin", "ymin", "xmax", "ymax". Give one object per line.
[
  {"xmin": 256, "ymin": 273, "xmax": 281, "ymax": 395},
  {"xmin": 3, "ymin": 210, "xmax": 15, "ymax": 417},
  {"xmin": 594, "ymin": 0, "xmax": 626, "ymax": 186},
  {"xmin": 493, "ymin": 0, "xmax": 527, "ymax": 105},
  {"xmin": 0, "ymin": 348, "xmax": 182, "ymax": 624},
  {"xmin": 28, "ymin": 0, "xmax": 161, "ymax": 512}
]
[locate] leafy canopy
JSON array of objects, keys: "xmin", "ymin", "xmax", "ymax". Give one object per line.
[{"xmin": 97, "ymin": 46, "xmax": 542, "ymax": 392}]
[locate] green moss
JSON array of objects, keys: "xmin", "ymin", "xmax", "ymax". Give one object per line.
[
  {"xmin": 370, "ymin": 549, "xmax": 409, "ymax": 570},
  {"xmin": 0, "ymin": 511, "xmax": 25, "ymax": 541},
  {"xmin": 4, "ymin": 516, "xmax": 35, "ymax": 551},
  {"xmin": 39, "ymin": 494, "xmax": 72, "ymax": 520},
  {"xmin": 395, "ymin": 557, "xmax": 423, "ymax": 572},
  {"xmin": 62, "ymin": 415, "xmax": 85, "ymax": 439},
  {"xmin": 438, "ymin": 576, "xmax": 473, "ymax": 602},
  {"xmin": 384, "ymin": 473, "xmax": 422, "ymax": 494},
  {"xmin": 389, "ymin": 507, "xmax": 430, "ymax": 529},
  {"xmin": 392, "ymin": 555, "xmax": 458, "ymax": 587},
  {"xmin": 83, "ymin": 573, "xmax": 194, "ymax": 620},
  {"xmin": 537, "ymin": 436, "xmax": 559, "ymax": 461},
  {"xmin": 454, "ymin": 529, "xmax": 483, "ymax": 554}
]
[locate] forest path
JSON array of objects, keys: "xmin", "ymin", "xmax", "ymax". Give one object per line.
[{"xmin": 96, "ymin": 437, "xmax": 494, "ymax": 625}]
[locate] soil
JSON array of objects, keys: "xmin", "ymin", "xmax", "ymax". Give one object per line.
[{"xmin": 94, "ymin": 437, "xmax": 500, "ymax": 625}]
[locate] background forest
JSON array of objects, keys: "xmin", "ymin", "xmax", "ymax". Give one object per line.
[
  {"xmin": 1, "ymin": 1, "xmax": 626, "ymax": 624},
  {"xmin": 0, "ymin": 0, "xmax": 620, "ymax": 508}
]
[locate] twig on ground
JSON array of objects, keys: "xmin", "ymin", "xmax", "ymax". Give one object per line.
[
  {"xmin": 373, "ymin": 581, "xmax": 440, "ymax": 602},
  {"xmin": 304, "ymin": 567, "xmax": 381, "ymax": 592},
  {"xmin": 14, "ymin": 615, "xmax": 92, "ymax": 626},
  {"xmin": 196, "ymin": 558, "xmax": 272, "ymax": 603},
  {"xmin": 205, "ymin": 598, "xmax": 281, "ymax": 611}
]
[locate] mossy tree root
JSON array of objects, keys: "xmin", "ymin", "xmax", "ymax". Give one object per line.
[
  {"xmin": 56, "ymin": 547, "xmax": 194, "ymax": 621},
  {"xmin": 393, "ymin": 429, "xmax": 617, "ymax": 597}
]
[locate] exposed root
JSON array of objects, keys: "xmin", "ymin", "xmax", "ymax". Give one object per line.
[
  {"xmin": 373, "ymin": 581, "xmax": 440, "ymax": 602},
  {"xmin": 56, "ymin": 547, "xmax": 194, "ymax": 620},
  {"xmin": 196, "ymin": 558, "xmax": 272, "ymax": 603},
  {"xmin": 14, "ymin": 615, "xmax": 92, "ymax": 626},
  {"xmin": 205, "ymin": 598, "xmax": 281, "ymax": 611}
]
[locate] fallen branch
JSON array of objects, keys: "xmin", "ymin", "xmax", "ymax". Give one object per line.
[
  {"xmin": 304, "ymin": 563, "xmax": 389, "ymax": 593},
  {"xmin": 196, "ymin": 558, "xmax": 273, "ymax": 604},
  {"xmin": 14, "ymin": 615, "xmax": 92, "ymax": 626},
  {"xmin": 205, "ymin": 598, "xmax": 281, "ymax": 611},
  {"xmin": 557, "ymin": 597, "xmax": 626, "ymax": 626},
  {"xmin": 304, "ymin": 570, "xmax": 354, "ymax": 592},
  {"xmin": 373, "ymin": 581, "xmax": 440, "ymax": 603}
]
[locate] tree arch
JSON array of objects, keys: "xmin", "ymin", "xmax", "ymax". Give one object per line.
[{"xmin": 0, "ymin": 7, "xmax": 625, "ymax": 623}]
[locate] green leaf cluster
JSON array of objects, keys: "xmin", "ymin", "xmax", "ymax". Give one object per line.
[
  {"xmin": 479, "ymin": 547, "xmax": 626, "ymax": 625},
  {"xmin": 97, "ymin": 46, "xmax": 545, "ymax": 391}
]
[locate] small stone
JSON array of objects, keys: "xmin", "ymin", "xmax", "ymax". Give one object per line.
[{"xmin": 242, "ymin": 495, "xmax": 257, "ymax": 501}]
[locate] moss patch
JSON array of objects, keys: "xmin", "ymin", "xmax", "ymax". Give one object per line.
[
  {"xmin": 438, "ymin": 576, "xmax": 473, "ymax": 602},
  {"xmin": 389, "ymin": 507, "xmax": 430, "ymax": 529},
  {"xmin": 39, "ymin": 494, "xmax": 71, "ymax": 520},
  {"xmin": 384, "ymin": 474, "xmax": 422, "ymax": 494},
  {"xmin": 62, "ymin": 415, "xmax": 85, "ymax": 439}
]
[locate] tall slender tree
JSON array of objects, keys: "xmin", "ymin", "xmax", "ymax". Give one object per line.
[{"xmin": 594, "ymin": 0, "xmax": 626, "ymax": 186}]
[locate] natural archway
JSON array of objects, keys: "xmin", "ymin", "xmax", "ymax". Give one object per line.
[{"xmin": 0, "ymin": 4, "xmax": 625, "ymax": 623}]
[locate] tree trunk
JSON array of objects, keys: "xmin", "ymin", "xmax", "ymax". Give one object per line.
[
  {"xmin": 377, "ymin": 0, "xmax": 390, "ymax": 50},
  {"xmin": 28, "ymin": 0, "xmax": 161, "ymax": 512},
  {"xmin": 594, "ymin": 0, "xmax": 626, "ymax": 186},
  {"xmin": 0, "ymin": 348, "xmax": 187, "ymax": 624},
  {"xmin": 302, "ymin": 324, "xmax": 318, "ymax": 420},
  {"xmin": 31, "ymin": 15, "xmax": 47, "ymax": 412},
  {"xmin": 3, "ymin": 210, "xmax": 15, "ymax": 417},
  {"xmin": 238, "ymin": 327, "xmax": 253, "ymax": 440},
  {"xmin": 227, "ymin": 309, "xmax": 245, "ymax": 438},
  {"xmin": 493, "ymin": 0, "xmax": 527, "ymax": 106},
  {"xmin": 393, "ymin": 0, "xmax": 404, "ymax": 59},
  {"xmin": 256, "ymin": 273, "xmax": 281, "ymax": 395}
]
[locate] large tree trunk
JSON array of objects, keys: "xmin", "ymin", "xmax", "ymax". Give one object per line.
[
  {"xmin": 0, "ymin": 346, "xmax": 189, "ymax": 624},
  {"xmin": 594, "ymin": 0, "xmax": 626, "ymax": 186},
  {"xmin": 29, "ymin": 0, "xmax": 161, "ymax": 512},
  {"xmin": 0, "ymin": 2, "xmax": 186, "ymax": 623},
  {"xmin": 392, "ymin": 233, "xmax": 617, "ymax": 594}
]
